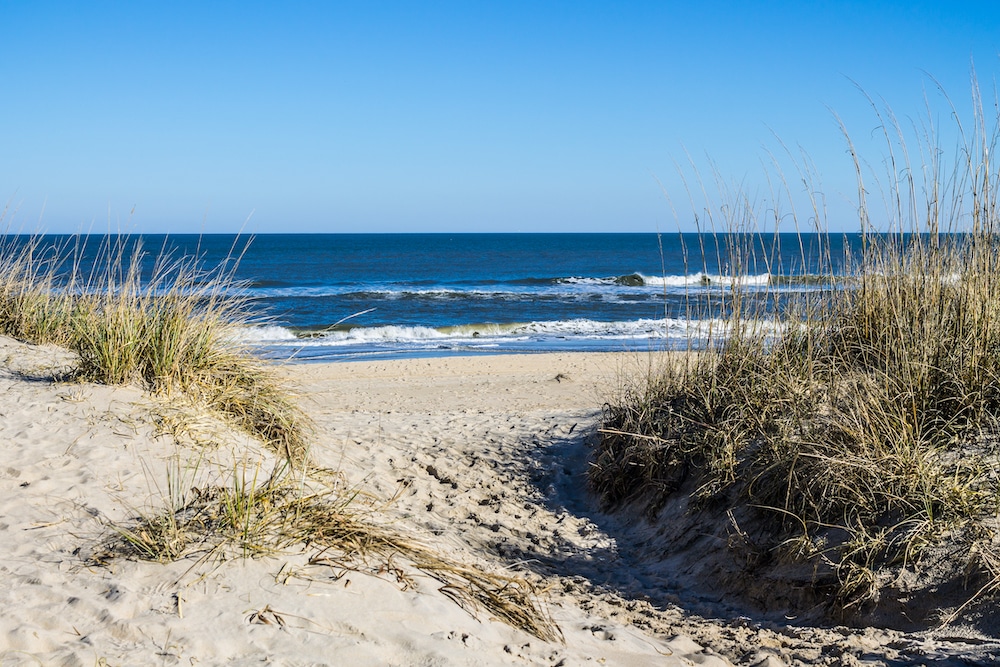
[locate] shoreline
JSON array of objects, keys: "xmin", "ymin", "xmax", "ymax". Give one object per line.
[{"xmin": 267, "ymin": 339, "xmax": 680, "ymax": 364}]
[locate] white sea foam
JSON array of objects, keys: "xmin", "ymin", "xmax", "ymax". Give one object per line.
[
  {"xmin": 231, "ymin": 325, "xmax": 300, "ymax": 344},
  {"xmin": 637, "ymin": 272, "xmax": 772, "ymax": 288},
  {"xmin": 242, "ymin": 317, "xmax": 760, "ymax": 348},
  {"xmin": 320, "ymin": 325, "xmax": 451, "ymax": 344},
  {"xmin": 560, "ymin": 277, "xmax": 616, "ymax": 286}
]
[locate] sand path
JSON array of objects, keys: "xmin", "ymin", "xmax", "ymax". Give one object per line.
[{"xmin": 290, "ymin": 352, "xmax": 1000, "ymax": 666}]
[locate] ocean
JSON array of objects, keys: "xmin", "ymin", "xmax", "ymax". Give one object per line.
[{"xmin": 16, "ymin": 233, "xmax": 860, "ymax": 361}]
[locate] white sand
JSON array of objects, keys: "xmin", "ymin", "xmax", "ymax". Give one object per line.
[
  {"xmin": 0, "ymin": 339, "xmax": 729, "ymax": 666},
  {"xmin": 1, "ymin": 337, "xmax": 994, "ymax": 666}
]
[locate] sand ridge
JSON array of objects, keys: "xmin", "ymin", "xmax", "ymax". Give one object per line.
[
  {"xmin": 1, "ymin": 338, "xmax": 997, "ymax": 665},
  {"xmin": 0, "ymin": 340, "xmax": 725, "ymax": 665}
]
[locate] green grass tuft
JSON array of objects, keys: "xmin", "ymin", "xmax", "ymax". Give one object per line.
[{"xmin": 0, "ymin": 233, "xmax": 309, "ymax": 464}]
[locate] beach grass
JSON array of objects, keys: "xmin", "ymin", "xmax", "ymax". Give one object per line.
[
  {"xmin": 95, "ymin": 458, "xmax": 562, "ymax": 643},
  {"xmin": 0, "ymin": 232, "xmax": 563, "ymax": 642},
  {"xmin": 591, "ymin": 81, "xmax": 1000, "ymax": 622},
  {"xmin": 0, "ymin": 233, "xmax": 309, "ymax": 462}
]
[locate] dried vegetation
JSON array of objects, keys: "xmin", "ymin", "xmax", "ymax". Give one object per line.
[
  {"xmin": 0, "ymin": 231, "xmax": 560, "ymax": 642},
  {"xmin": 592, "ymin": 80, "xmax": 1000, "ymax": 628}
]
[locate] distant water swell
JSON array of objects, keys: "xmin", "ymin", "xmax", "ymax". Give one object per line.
[
  {"xmin": 234, "ymin": 266, "xmax": 838, "ymax": 360},
  {"xmin": 243, "ymin": 271, "xmax": 836, "ymax": 296},
  {"xmin": 10, "ymin": 233, "xmax": 856, "ymax": 361}
]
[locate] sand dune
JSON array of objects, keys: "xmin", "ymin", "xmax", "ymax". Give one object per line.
[
  {"xmin": 2, "ymin": 337, "xmax": 997, "ymax": 665},
  {"xmin": 0, "ymin": 339, "xmax": 724, "ymax": 665}
]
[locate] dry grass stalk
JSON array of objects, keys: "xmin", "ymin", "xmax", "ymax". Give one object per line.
[
  {"xmin": 592, "ymin": 78, "xmax": 1000, "ymax": 622},
  {"xmin": 0, "ymin": 232, "xmax": 560, "ymax": 641},
  {"xmin": 96, "ymin": 461, "xmax": 562, "ymax": 643},
  {"xmin": 0, "ymin": 233, "xmax": 309, "ymax": 464}
]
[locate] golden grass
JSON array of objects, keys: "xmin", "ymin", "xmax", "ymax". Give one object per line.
[
  {"xmin": 0, "ymin": 232, "xmax": 560, "ymax": 641},
  {"xmin": 592, "ymin": 79, "xmax": 1000, "ymax": 620},
  {"xmin": 0, "ymin": 234, "xmax": 309, "ymax": 464},
  {"xmin": 95, "ymin": 460, "xmax": 562, "ymax": 643}
]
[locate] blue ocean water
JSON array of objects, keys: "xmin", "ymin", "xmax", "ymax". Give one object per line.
[{"xmin": 14, "ymin": 233, "xmax": 860, "ymax": 361}]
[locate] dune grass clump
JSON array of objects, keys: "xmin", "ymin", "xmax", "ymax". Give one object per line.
[
  {"xmin": 0, "ymin": 233, "xmax": 562, "ymax": 641},
  {"xmin": 0, "ymin": 236, "xmax": 77, "ymax": 346},
  {"xmin": 592, "ymin": 83, "xmax": 1000, "ymax": 622},
  {"xmin": 96, "ymin": 461, "xmax": 562, "ymax": 643},
  {"xmin": 0, "ymin": 234, "xmax": 308, "ymax": 462}
]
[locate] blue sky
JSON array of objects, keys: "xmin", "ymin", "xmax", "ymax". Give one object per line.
[{"xmin": 2, "ymin": 1, "xmax": 999, "ymax": 234}]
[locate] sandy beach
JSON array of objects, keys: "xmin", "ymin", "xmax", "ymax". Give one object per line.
[{"xmin": 1, "ymin": 335, "xmax": 997, "ymax": 665}]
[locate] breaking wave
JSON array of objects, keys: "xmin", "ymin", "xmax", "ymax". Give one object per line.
[{"xmin": 234, "ymin": 317, "xmax": 748, "ymax": 349}]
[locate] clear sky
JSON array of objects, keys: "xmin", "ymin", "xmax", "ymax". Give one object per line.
[{"xmin": 2, "ymin": 1, "xmax": 999, "ymax": 234}]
